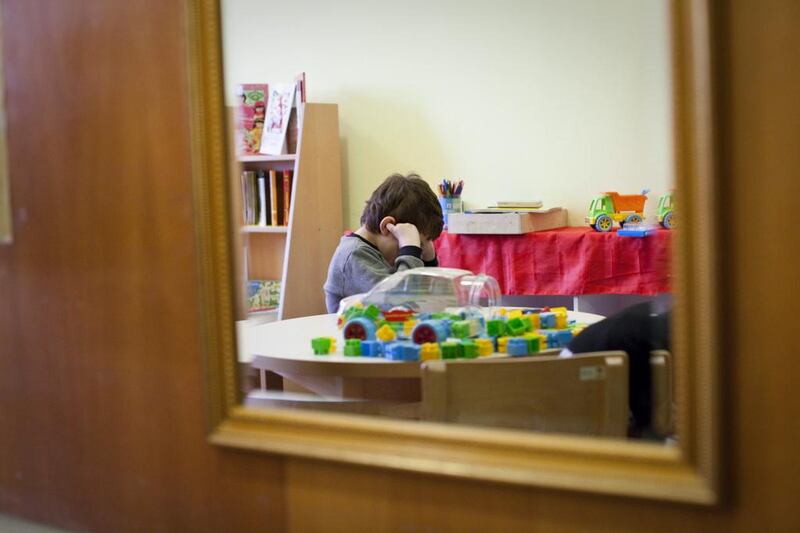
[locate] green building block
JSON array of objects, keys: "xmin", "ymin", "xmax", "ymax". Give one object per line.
[
  {"xmin": 521, "ymin": 315, "xmax": 533, "ymax": 332},
  {"xmin": 461, "ymin": 339, "xmax": 478, "ymax": 359},
  {"xmin": 506, "ymin": 317, "xmax": 526, "ymax": 336},
  {"xmin": 311, "ymin": 337, "xmax": 331, "ymax": 355},
  {"xmin": 527, "ymin": 335, "xmax": 541, "ymax": 353},
  {"xmin": 451, "ymin": 320, "xmax": 472, "ymax": 338},
  {"xmin": 344, "ymin": 338, "xmax": 361, "ymax": 356},
  {"xmin": 486, "ymin": 319, "xmax": 506, "ymax": 337},
  {"xmin": 441, "ymin": 341, "xmax": 461, "ymax": 359},
  {"xmin": 364, "ymin": 304, "xmax": 381, "ymax": 320}
]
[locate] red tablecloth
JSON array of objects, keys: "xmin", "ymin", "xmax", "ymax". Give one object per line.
[{"xmin": 435, "ymin": 227, "xmax": 672, "ymax": 295}]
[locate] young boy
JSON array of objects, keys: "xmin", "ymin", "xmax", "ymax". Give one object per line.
[{"xmin": 324, "ymin": 173, "xmax": 444, "ymax": 313}]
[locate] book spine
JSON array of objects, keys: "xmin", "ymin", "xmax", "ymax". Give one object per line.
[
  {"xmin": 257, "ymin": 171, "xmax": 268, "ymax": 226},
  {"xmin": 282, "ymin": 170, "xmax": 292, "ymax": 226},
  {"xmin": 269, "ymin": 169, "xmax": 279, "ymax": 226}
]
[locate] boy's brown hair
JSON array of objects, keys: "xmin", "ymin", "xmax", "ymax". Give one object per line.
[{"xmin": 360, "ymin": 173, "xmax": 444, "ymax": 240}]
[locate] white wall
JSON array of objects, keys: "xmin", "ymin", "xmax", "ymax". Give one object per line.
[{"xmin": 222, "ymin": 0, "xmax": 673, "ymax": 228}]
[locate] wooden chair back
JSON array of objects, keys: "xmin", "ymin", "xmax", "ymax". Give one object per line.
[
  {"xmin": 650, "ymin": 350, "xmax": 675, "ymax": 437},
  {"xmin": 421, "ymin": 351, "xmax": 629, "ymax": 437}
]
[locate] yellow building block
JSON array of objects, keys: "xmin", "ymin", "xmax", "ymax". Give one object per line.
[
  {"xmin": 507, "ymin": 309, "xmax": 523, "ymax": 320},
  {"xmin": 498, "ymin": 308, "xmax": 507, "ymax": 316},
  {"xmin": 420, "ymin": 342, "xmax": 440, "ymax": 361},
  {"xmin": 528, "ymin": 313, "xmax": 541, "ymax": 329},
  {"xmin": 497, "ymin": 336, "xmax": 510, "ymax": 353},
  {"xmin": 328, "ymin": 337, "xmax": 337, "ymax": 353},
  {"xmin": 475, "ymin": 338, "xmax": 494, "ymax": 356},
  {"xmin": 556, "ymin": 313, "xmax": 567, "ymax": 329},
  {"xmin": 403, "ymin": 319, "xmax": 417, "ymax": 336},
  {"xmin": 376, "ymin": 324, "xmax": 397, "ymax": 342}
]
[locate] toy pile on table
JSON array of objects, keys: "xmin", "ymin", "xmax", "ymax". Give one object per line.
[{"xmin": 311, "ymin": 304, "xmax": 587, "ymax": 361}]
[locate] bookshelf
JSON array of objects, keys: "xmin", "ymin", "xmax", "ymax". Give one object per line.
[{"xmin": 235, "ymin": 103, "xmax": 343, "ymax": 321}]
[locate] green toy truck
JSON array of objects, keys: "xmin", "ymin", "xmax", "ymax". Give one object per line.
[
  {"xmin": 586, "ymin": 190, "xmax": 649, "ymax": 232},
  {"xmin": 657, "ymin": 192, "xmax": 675, "ymax": 229}
]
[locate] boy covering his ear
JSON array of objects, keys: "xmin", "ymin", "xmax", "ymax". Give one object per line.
[{"xmin": 323, "ymin": 173, "xmax": 444, "ymax": 313}]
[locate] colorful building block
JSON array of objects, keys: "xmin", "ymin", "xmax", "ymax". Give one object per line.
[
  {"xmin": 451, "ymin": 319, "xmax": 477, "ymax": 338},
  {"xmin": 311, "ymin": 337, "xmax": 332, "ymax": 355},
  {"xmin": 385, "ymin": 341, "xmax": 420, "ymax": 361},
  {"xmin": 360, "ymin": 340, "xmax": 383, "ymax": 357},
  {"xmin": 520, "ymin": 315, "xmax": 533, "ymax": 332},
  {"xmin": 524, "ymin": 333, "xmax": 541, "ymax": 353},
  {"xmin": 420, "ymin": 342, "xmax": 441, "ymax": 361},
  {"xmin": 344, "ymin": 338, "xmax": 361, "ymax": 356},
  {"xmin": 539, "ymin": 312, "xmax": 556, "ymax": 329},
  {"xmin": 441, "ymin": 341, "xmax": 461, "ymax": 359},
  {"xmin": 475, "ymin": 338, "xmax": 494, "ymax": 357},
  {"xmin": 507, "ymin": 338, "xmax": 529, "ymax": 357},
  {"xmin": 363, "ymin": 304, "xmax": 381, "ymax": 320},
  {"xmin": 376, "ymin": 323, "xmax": 397, "ymax": 342},
  {"xmin": 506, "ymin": 317, "xmax": 526, "ymax": 336},
  {"xmin": 525, "ymin": 312, "xmax": 541, "ymax": 329},
  {"xmin": 486, "ymin": 319, "xmax": 506, "ymax": 337},
  {"xmin": 507, "ymin": 309, "xmax": 523, "ymax": 320},
  {"xmin": 461, "ymin": 339, "xmax": 478, "ymax": 358},
  {"xmin": 497, "ymin": 336, "xmax": 510, "ymax": 353},
  {"xmin": 403, "ymin": 319, "xmax": 417, "ymax": 336}
]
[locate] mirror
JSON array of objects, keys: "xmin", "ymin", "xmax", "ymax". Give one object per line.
[{"xmin": 188, "ymin": 0, "xmax": 719, "ymax": 503}]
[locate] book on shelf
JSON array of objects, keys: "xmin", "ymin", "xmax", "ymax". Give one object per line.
[
  {"xmin": 235, "ymin": 83, "xmax": 268, "ymax": 155},
  {"xmin": 256, "ymin": 170, "xmax": 268, "ymax": 226},
  {"xmin": 282, "ymin": 170, "xmax": 293, "ymax": 225},
  {"xmin": 260, "ymin": 84, "xmax": 295, "ymax": 155},
  {"xmin": 246, "ymin": 279, "xmax": 281, "ymax": 313},
  {"xmin": 240, "ymin": 170, "xmax": 258, "ymax": 225},
  {"xmin": 268, "ymin": 170, "xmax": 280, "ymax": 226}
]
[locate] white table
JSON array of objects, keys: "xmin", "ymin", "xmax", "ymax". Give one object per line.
[{"xmin": 242, "ymin": 311, "xmax": 605, "ymax": 403}]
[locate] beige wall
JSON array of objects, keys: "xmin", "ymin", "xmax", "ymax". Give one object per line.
[{"xmin": 221, "ymin": 0, "xmax": 673, "ymax": 228}]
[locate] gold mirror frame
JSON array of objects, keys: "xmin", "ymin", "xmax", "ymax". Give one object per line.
[{"xmin": 187, "ymin": 0, "xmax": 719, "ymax": 504}]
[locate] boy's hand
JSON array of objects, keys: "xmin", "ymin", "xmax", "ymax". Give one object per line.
[
  {"xmin": 386, "ymin": 223, "xmax": 421, "ymax": 248},
  {"xmin": 421, "ymin": 238, "xmax": 436, "ymax": 262}
]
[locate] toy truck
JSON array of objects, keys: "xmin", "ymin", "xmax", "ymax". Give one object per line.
[
  {"xmin": 657, "ymin": 191, "xmax": 675, "ymax": 229},
  {"xmin": 586, "ymin": 190, "xmax": 649, "ymax": 232}
]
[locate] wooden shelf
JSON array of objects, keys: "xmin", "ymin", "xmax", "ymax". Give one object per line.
[
  {"xmin": 238, "ymin": 154, "xmax": 296, "ymax": 163},
  {"xmin": 241, "ymin": 225, "xmax": 289, "ymax": 234}
]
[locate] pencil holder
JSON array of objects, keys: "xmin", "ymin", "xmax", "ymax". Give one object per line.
[{"xmin": 439, "ymin": 197, "xmax": 463, "ymax": 230}]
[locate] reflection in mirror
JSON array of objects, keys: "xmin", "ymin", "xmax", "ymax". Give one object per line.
[{"xmin": 221, "ymin": 0, "xmax": 674, "ymax": 441}]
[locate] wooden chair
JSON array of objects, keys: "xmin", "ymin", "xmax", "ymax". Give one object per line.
[
  {"xmin": 420, "ymin": 352, "xmax": 629, "ymax": 437},
  {"xmin": 650, "ymin": 350, "xmax": 675, "ymax": 437}
]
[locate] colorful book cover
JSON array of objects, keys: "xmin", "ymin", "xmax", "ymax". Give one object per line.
[
  {"xmin": 282, "ymin": 170, "xmax": 292, "ymax": 225},
  {"xmin": 236, "ymin": 84, "xmax": 268, "ymax": 155},
  {"xmin": 259, "ymin": 84, "xmax": 295, "ymax": 155},
  {"xmin": 246, "ymin": 279, "xmax": 281, "ymax": 312}
]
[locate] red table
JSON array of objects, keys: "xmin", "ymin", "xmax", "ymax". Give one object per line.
[{"xmin": 435, "ymin": 227, "xmax": 672, "ymax": 296}]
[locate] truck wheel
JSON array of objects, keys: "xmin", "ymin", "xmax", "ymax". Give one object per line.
[
  {"xmin": 595, "ymin": 215, "xmax": 613, "ymax": 232},
  {"xmin": 621, "ymin": 214, "xmax": 643, "ymax": 228},
  {"xmin": 662, "ymin": 211, "xmax": 675, "ymax": 229}
]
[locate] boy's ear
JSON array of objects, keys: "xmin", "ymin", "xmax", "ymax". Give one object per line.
[{"xmin": 379, "ymin": 216, "xmax": 396, "ymax": 235}]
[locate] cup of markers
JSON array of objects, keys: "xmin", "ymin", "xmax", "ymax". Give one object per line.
[{"xmin": 438, "ymin": 179, "xmax": 463, "ymax": 229}]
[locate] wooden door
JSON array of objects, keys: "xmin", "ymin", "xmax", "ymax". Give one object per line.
[{"xmin": 0, "ymin": 0, "xmax": 798, "ymax": 532}]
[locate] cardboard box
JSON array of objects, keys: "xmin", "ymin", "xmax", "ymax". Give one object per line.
[{"xmin": 447, "ymin": 208, "xmax": 567, "ymax": 235}]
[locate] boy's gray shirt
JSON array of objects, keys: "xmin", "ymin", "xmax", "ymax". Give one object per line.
[{"xmin": 324, "ymin": 234, "xmax": 435, "ymax": 313}]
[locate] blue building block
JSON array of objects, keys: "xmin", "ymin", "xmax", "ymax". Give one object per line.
[
  {"xmin": 384, "ymin": 341, "xmax": 421, "ymax": 361},
  {"xmin": 360, "ymin": 340, "xmax": 383, "ymax": 357},
  {"xmin": 554, "ymin": 329, "xmax": 573, "ymax": 348},
  {"xmin": 507, "ymin": 338, "xmax": 530, "ymax": 357},
  {"xmin": 540, "ymin": 312, "xmax": 556, "ymax": 329}
]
